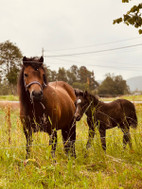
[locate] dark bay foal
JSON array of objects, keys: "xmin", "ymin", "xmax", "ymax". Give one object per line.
[{"xmin": 74, "ymin": 89, "xmax": 137, "ymax": 151}]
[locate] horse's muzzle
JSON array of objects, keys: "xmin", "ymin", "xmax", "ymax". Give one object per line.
[
  {"xmin": 31, "ymin": 90, "xmax": 43, "ymax": 101},
  {"xmin": 74, "ymin": 114, "xmax": 81, "ymax": 121}
]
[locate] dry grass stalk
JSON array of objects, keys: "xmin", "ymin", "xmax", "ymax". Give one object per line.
[{"xmin": 5, "ymin": 105, "xmax": 12, "ymax": 144}]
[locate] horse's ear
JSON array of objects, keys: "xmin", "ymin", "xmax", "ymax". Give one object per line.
[
  {"xmin": 23, "ymin": 56, "xmax": 28, "ymax": 66},
  {"xmin": 23, "ymin": 56, "xmax": 27, "ymax": 62},
  {"xmin": 39, "ymin": 56, "xmax": 44, "ymax": 63}
]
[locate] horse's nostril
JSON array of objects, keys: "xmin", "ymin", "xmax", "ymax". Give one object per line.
[
  {"xmin": 40, "ymin": 90, "xmax": 43, "ymax": 96},
  {"xmin": 32, "ymin": 90, "xmax": 43, "ymax": 100}
]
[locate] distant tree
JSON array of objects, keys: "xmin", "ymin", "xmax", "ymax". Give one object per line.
[
  {"xmin": 114, "ymin": 75, "xmax": 130, "ymax": 95},
  {"xmin": 78, "ymin": 66, "xmax": 88, "ymax": 84},
  {"xmin": 0, "ymin": 40, "xmax": 22, "ymax": 93},
  {"xmin": 0, "ymin": 72, "xmax": 2, "ymax": 84},
  {"xmin": 98, "ymin": 73, "xmax": 130, "ymax": 96},
  {"xmin": 51, "ymin": 70, "xmax": 57, "ymax": 81},
  {"xmin": 45, "ymin": 67, "xmax": 57, "ymax": 82},
  {"xmin": 88, "ymin": 71, "xmax": 99, "ymax": 91},
  {"xmin": 72, "ymin": 82, "xmax": 89, "ymax": 91},
  {"xmin": 78, "ymin": 66, "xmax": 98, "ymax": 91},
  {"xmin": 113, "ymin": 1, "xmax": 142, "ymax": 34},
  {"xmin": 66, "ymin": 70, "xmax": 76, "ymax": 85},
  {"xmin": 57, "ymin": 67, "xmax": 68, "ymax": 82},
  {"xmin": 67, "ymin": 65, "xmax": 79, "ymax": 85}
]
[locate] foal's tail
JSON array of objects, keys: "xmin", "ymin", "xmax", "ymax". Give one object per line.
[
  {"xmin": 120, "ymin": 99, "xmax": 138, "ymax": 129},
  {"xmin": 129, "ymin": 108, "xmax": 138, "ymax": 129}
]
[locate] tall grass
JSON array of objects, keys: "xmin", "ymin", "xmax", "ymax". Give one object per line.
[
  {"xmin": 101, "ymin": 95, "xmax": 142, "ymax": 102},
  {"xmin": 0, "ymin": 104, "xmax": 142, "ymax": 188}
]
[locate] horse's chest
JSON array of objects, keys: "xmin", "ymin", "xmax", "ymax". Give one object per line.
[
  {"xmin": 27, "ymin": 104, "xmax": 52, "ymax": 133},
  {"xmin": 30, "ymin": 112, "xmax": 49, "ymax": 131}
]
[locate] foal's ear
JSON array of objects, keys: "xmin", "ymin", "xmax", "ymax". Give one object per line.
[
  {"xmin": 84, "ymin": 90, "xmax": 88, "ymax": 97},
  {"xmin": 74, "ymin": 89, "xmax": 78, "ymax": 96},
  {"xmin": 39, "ymin": 56, "xmax": 44, "ymax": 63}
]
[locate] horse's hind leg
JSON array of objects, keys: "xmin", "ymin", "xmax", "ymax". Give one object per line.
[
  {"xmin": 49, "ymin": 129, "xmax": 57, "ymax": 158},
  {"xmin": 121, "ymin": 126, "xmax": 132, "ymax": 149},
  {"xmin": 86, "ymin": 117, "xmax": 95, "ymax": 149},
  {"xmin": 99, "ymin": 127, "xmax": 106, "ymax": 151},
  {"xmin": 62, "ymin": 120, "xmax": 76, "ymax": 158}
]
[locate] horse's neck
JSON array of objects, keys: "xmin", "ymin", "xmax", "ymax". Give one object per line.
[
  {"xmin": 91, "ymin": 95, "xmax": 99, "ymax": 106},
  {"xmin": 44, "ymin": 84, "xmax": 56, "ymax": 99},
  {"xmin": 85, "ymin": 97, "xmax": 100, "ymax": 117}
]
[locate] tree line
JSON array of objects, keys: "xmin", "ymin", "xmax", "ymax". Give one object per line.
[{"xmin": 0, "ymin": 40, "xmax": 130, "ymax": 96}]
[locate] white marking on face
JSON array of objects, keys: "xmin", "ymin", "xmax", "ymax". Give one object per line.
[{"xmin": 77, "ymin": 99, "xmax": 81, "ymax": 104}]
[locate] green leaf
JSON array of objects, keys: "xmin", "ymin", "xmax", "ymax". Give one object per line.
[
  {"xmin": 122, "ymin": 0, "xmax": 129, "ymax": 3},
  {"xmin": 138, "ymin": 29, "xmax": 142, "ymax": 34},
  {"xmin": 113, "ymin": 18, "xmax": 122, "ymax": 24}
]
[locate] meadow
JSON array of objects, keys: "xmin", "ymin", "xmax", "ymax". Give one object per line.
[{"xmin": 0, "ymin": 97, "xmax": 142, "ymax": 188}]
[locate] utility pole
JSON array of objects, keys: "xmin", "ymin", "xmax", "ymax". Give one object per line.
[{"xmin": 42, "ymin": 48, "xmax": 44, "ymax": 57}]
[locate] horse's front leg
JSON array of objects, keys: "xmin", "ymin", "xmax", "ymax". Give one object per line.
[
  {"xmin": 23, "ymin": 125, "xmax": 33, "ymax": 159},
  {"xmin": 86, "ymin": 117, "xmax": 95, "ymax": 149},
  {"xmin": 62, "ymin": 120, "xmax": 76, "ymax": 158},
  {"xmin": 99, "ymin": 126, "xmax": 106, "ymax": 151},
  {"xmin": 49, "ymin": 129, "xmax": 57, "ymax": 158}
]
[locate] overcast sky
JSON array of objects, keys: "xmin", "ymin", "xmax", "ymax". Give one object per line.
[{"xmin": 0, "ymin": 0, "xmax": 142, "ymax": 81}]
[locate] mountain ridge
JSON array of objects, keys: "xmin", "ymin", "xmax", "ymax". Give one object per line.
[{"xmin": 126, "ymin": 76, "xmax": 142, "ymax": 92}]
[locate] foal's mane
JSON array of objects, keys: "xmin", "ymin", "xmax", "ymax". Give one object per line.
[
  {"xmin": 18, "ymin": 57, "xmax": 47, "ymax": 105},
  {"xmin": 74, "ymin": 89, "xmax": 99, "ymax": 104}
]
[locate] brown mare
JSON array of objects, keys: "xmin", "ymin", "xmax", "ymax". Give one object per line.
[
  {"xmin": 18, "ymin": 56, "xmax": 76, "ymax": 158},
  {"xmin": 74, "ymin": 89, "xmax": 137, "ymax": 151}
]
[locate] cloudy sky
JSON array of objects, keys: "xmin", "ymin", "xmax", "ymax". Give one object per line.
[{"xmin": 0, "ymin": 0, "xmax": 142, "ymax": 81}]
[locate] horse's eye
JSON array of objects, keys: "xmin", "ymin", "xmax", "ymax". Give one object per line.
[{"xmin": 24, "ymin": 73, "xmax": 28, "ymax": 77}]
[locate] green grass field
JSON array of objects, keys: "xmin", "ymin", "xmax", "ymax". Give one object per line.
[
  {"xmin": 0, "ymin": 94, "xmax": 142, "ymax": 102},
  {"xmin": 0, "ymin": 103, "xmax": 142, "ymax": 188},
  {"xmin": 101, "ymin": 95, "xmax": 142, "ymax": 102},
  {"xmin": 0, "ymin": 95, "xmax": 18, "ymax": 101}
]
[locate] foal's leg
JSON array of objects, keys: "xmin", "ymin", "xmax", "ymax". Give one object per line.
[
  {"xmin": 49, "ymin": 129, "xmax": 57, "ymax": 158},
  {"xmin": 62, "ymin": 120, "xmax": 76, "ymax": 157},
  {"xmin": 86, "ymin": 117, "xmax": 95, "ymax": 149},
  {"xmin": 121, "ymin": 126, "xmax": 132, "ymax": 149},
  {"xmin": 99, "ymin": 127, "xmax": 106, "ymax": 151}
]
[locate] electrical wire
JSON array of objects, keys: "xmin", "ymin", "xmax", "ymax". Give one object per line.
[{"xmin": 45, "ymin": 43, "xmax": 142, "ymax": 58}]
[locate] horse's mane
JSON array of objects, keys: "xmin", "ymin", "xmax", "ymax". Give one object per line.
[
  {"xmin": 17, "ymin": 57, "xmax": 48, "ymax": 105},
  {"xmin": 17, "ymin": 67, "xmax": 29, "ymax": 105}
]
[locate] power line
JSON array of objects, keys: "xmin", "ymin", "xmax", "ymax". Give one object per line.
[
  {"xmin": 45, "ymin": 43, "xmax": 142, "ymax": 58},
  {"xmin": 44, "ymin": 36, "xmax": 142, "ymax": 52},
  {"xmin": 46, "ymin": 59, "xmax": 142, "ymax": 72}
]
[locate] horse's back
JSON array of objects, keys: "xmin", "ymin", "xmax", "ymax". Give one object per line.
[
  {"xmin": 98, "ymin": 99, "xmax": 137, "ymax": 128},
  {"xmin": 49, "ymin": 81, "xmax": 76, "ymax": 102}
]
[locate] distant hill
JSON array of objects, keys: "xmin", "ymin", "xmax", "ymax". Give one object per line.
[{"xmin": 127, "ymin": 76, "xmax": 142, "ymax": 92}]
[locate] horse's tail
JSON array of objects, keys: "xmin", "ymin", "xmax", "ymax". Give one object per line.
[{"xmin": 119, "ymin": 99, "xmax": 138, "ymax": 129}]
